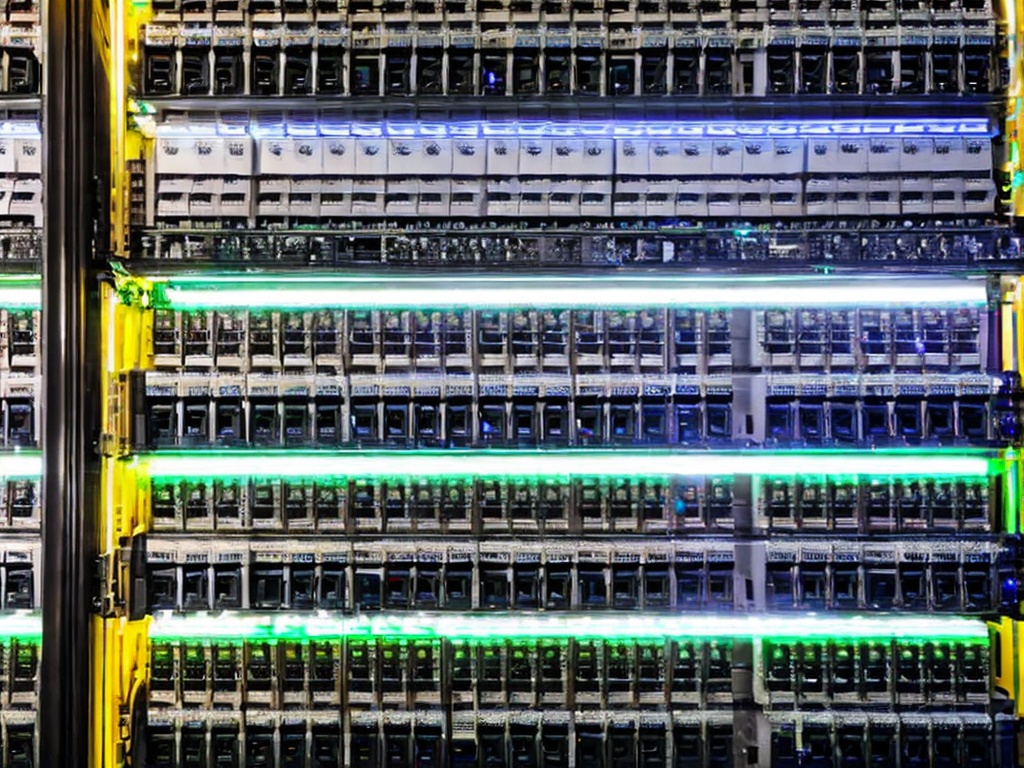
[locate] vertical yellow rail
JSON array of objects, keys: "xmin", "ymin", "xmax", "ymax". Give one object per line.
[{"xmin": 91, "ymin": 283, "xmax": 154, "ymax": 768}]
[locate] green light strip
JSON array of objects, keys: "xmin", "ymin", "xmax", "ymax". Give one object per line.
[
  {"xmin": 140, "ymin": 448, "xmax": 999, "ymax": 481},
  {"xmin": 0, "ymin": 276, "xmax": 41, "ymax": 310},
  {"xmin": 140, "ymin": 274, "xmax": 990, "ymax": 312},
  {"xmin": 0, "ymin": 451, "xmax": 42, "ymax": 478},
  {"xmin": 0, "ymin": 612, "xmax": 41, "ymax": 642},
  {"xmin": 148, "ymin": 611, "xmax": 988, "ymax": 644}
]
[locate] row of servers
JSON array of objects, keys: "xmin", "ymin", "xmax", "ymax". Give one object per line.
[
  {"xmin": 144, "ymin": 539, "xmax": 1007, "ymax": 613},
  {"xmin": 141, "ymin": 0, "xmax": 996, "ymax": 17},
  {"xmin": 142, "ymin": 711, "xmax": 1000, "ymax": 768},
  {"xmin": 149, "ymin": 131, "xmax": 995, "ymax": 181},
  {"xmin": 141, "ymin": 387, "xmax": 997, "ymax": 448},
  {"xmin": 142, "ymin": 0, "xmax": 996, "ymax": 14},
  {"xmin": 148, "ymin": 475, "xmax": 998, "ymax": 533},
  {"xmin": 124, "ymin": 0, "xmax": 1018, "ymax": 756},
  {"xmin": 139, "ymin": 41, "xmax": 998, "ymax": 99},
  {"xmin": 136, "ymin": 227, "xmax": 1019, "ymax": 265},
  {"xmin": 145, "ymin": 635, "xmax": 990, "ymax": 709},
  {"xmin": 154, "ymin": 175, "xmax": 999, "ymax": 222},
  {"xmin": 145, "ymin": 307, "xmax": 988, "ymax": 372}
]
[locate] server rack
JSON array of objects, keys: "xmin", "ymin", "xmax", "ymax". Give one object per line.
[
  {"xmin": 87, "ymin": 0, "xmax": 1024, "ymax": 766},
  {"xmin": 0, "ymin": 1, "xmax": 44, "ymax": 765}
]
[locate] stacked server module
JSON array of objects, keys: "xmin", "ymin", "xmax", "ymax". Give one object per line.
[{"xmin": 100, "ymin": 0, "xmax": 1024, "ymax": 767}]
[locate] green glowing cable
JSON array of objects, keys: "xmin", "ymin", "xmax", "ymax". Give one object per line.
[
  {"xmin": 0, "ymin": 276, "xmax": 41, "ymax": 310},
  {"xmin": 140, "ymin": 448, "xmax": 1001, "ymax": 482},
  {"xmin": 130, "ymin": 274, "xmax": 991, "ymax": 312},
  {"xmin": 0, "ymin": 612, "xmax": 41, "ymax": 643},
  {"xmin": 147, "ymin": 611, "xmax": 989, "ymax": 644},
  {"xmin": 0, "ymin": 451, "xmax": 42, "ymax": 478}
]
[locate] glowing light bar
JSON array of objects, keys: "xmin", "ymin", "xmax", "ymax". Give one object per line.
[
  {"xmin": 141, "ymin": 449, "xmax": 997, "ymax": 481},
  {"xmin": 0, "ymin": 612, "xmax": 41, "ymax": 642},
  {"xmin": 0, "ymin": 451, "xmax": 42, "ymax": 478},
  {"xmin": 0, "ymin": 277, "xmax": 41, "ymax": 310},
  {"xmin": 148, "ymin": 611, "xmax": 988, "ymax": 644},
  {"xmin": 147, "ymin": 275, "xmax": 989, "ymax": 312},
  {"xmin": 155, "ymin": 118, "xmax": 992, "ymax": 139}
]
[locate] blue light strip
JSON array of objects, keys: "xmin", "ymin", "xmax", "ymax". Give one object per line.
[{"xmin": 157, "ymin": 118, "xmax": 993, "ymax": 140}]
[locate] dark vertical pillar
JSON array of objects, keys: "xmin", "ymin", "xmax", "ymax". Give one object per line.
[{"xmin": 41, "ymin": 0, "xmax": 97, "ymax": 764}]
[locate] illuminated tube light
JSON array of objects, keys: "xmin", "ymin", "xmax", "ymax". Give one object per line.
[
  {"xmin": 158, "ymin": 118, "xmax": 993, "ymax": 139},
  {"xmin": 140, "ymin": 449, "xmax": 996, "ymax": 481},
  {"xmin": 0, "ymin": 451, "xmax": 43, "ymax": 478},
  {"xmin": 0, "ymin": 277, "xmax": 42, "ymax": 310},
  {"xmin": 147, "ymin": 275, "xmax": 990, "ymax": 312},
  {"xmin": 0, "ymin": 612, "xmax": 42, "ymax": 642},
  {"xmin": 148, "ymin": 611, "xmax": 989, "ymax": 644}
]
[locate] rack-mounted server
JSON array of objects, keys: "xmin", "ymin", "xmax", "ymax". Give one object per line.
[
  {"xmin": 144, "ymin": 633, "xmax": 990, "ymax": 711},
  {"xmin": 121, "ymin": 273, "xmax": 1005, "ymax": 450},
  {"xmin": 142, "ymin": 119, "xmax": 997, "ymax": 225},
  {"xmin": 137, "ymin": 0, "xmax": 998, "ymax": 100},
  {"xmin": 143, "ymin": 536, "xmax": 1007, "ymax": 614},
  {"xmin": 144, "ymin": 306, "xmax": 987, "ymax": 374},
  {"xmin": 143, "ymin": 709, "xmax": 1002, "ymax": 768},
  {"xmin": 136, "ymin": 225, "xmax": 1020, "ymax": 266},
  {"xmin": 148, "ymin": 474, "xmax": 999, "ymax": 535}
]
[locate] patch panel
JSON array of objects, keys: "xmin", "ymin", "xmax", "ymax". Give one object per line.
[
  {"xmin": 143, "ymin": 537, "xmax": 1004, "ymax": 613},
  {"xmin": 135, "ymin": 224, "xmax": 1021, "ymax": 266},
  {"xmin": 148, "ymin": 472, "xmax": 1003, "ymax": 535},
  {"xmin": 145, "ymin": 633, "xmax": 990, "ymax": 711},
  {"xmin": 138, "ymin": 22, "xmax": 998, "ymax": 99}
]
